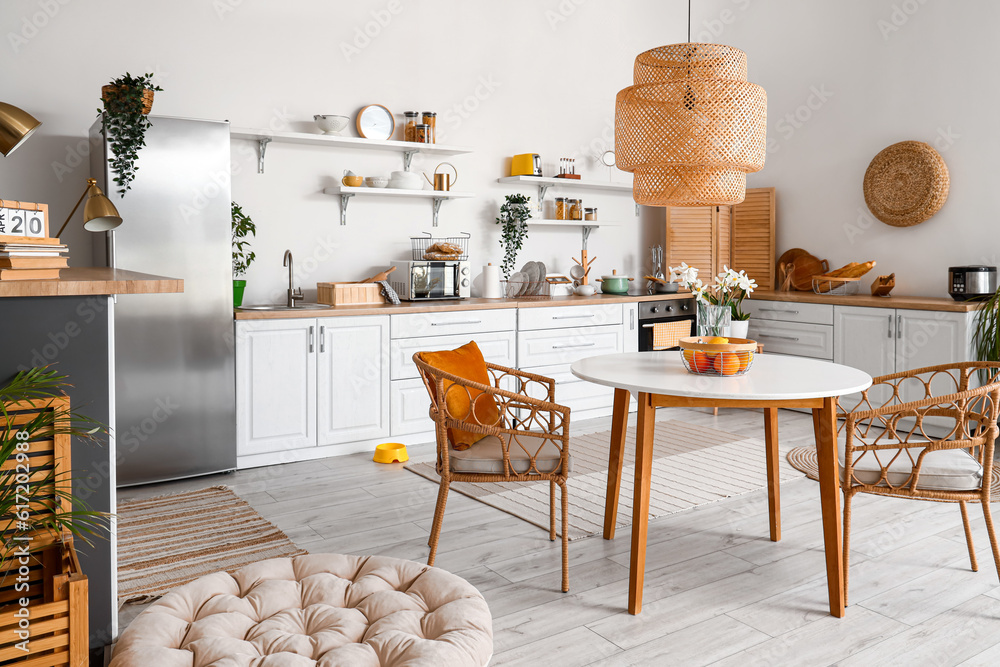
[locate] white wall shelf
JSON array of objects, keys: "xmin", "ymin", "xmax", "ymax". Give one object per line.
[
  {"xmin": 231, "ymin": 127, "xmax": 474, "ymax": 173},
  {"xmin": 322, "ymin": 185, "xmax": 474, "ymax": 226},
  {"xmin": 497, "ymin": 175, "xmax": 639, "ymax": 216}
]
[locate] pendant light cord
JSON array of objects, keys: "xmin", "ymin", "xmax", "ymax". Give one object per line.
[{"xmin": 687, "ymin": 0, "xmax": 691, "ymax": 42}]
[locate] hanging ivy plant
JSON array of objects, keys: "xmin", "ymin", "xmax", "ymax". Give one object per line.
[
  {"xmin": 495, "ymin": 193, "xmax": 531, "ymax": 279},
  {"xmin": 98, "ymin": 72, "xmax": 163, "ymax": 197}
]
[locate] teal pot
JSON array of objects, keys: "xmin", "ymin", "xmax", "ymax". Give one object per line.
[
  {"xmin": 233, "ymin": 279, "xmax": 247, "ymax": 308},
  {"xmin": 598, "ymin": 271, "xmax": 632, "ymax": 295}
]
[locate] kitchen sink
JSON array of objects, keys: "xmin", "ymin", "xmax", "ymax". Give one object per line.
[{"xmin": 238, "ymin": 303, "xmax": 332, "ymax": 311}]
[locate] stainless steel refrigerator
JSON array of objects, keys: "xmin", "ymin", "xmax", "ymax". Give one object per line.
[{"xmin": 90, "ymin": 116, "xmax": 237, "ymax": 486}]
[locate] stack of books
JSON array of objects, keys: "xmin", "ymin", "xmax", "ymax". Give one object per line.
[{"xmin": 0, "ymin": 237, "xmax": 68, "ymax": 280}]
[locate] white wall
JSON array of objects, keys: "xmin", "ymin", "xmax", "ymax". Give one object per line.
[
  {"xmin": 697, "ymin": 0, "xmax": 1000, "ymax": 297},
  {"xmin": 1, "ymin": 0, "xmax": 681, "ymax": 304}
]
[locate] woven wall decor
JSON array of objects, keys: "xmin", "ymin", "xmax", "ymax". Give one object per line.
[
  {"xmin": 615, "ymin": 43, "xmax": 767, "ymax": 207},
  {"xmin": 863, "ymin": 140, "xmax": 949, "ymax": 227}
]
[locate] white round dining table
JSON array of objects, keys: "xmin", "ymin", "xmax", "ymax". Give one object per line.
[{"xmin": 571, "ymin": 351, "xmax": 872, "ymax": 617}]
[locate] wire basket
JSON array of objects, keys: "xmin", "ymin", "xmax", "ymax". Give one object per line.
[
  {"xmin": 812, "ymin": 276, "xmax": 861, "ymax": 296},
  {"xmin": 678, "ymin": 336, "xmax": 757, "ymax": 377},
  {"xmin": 411, "ymin": 232, "xmax": 470, "ymax": 261},
  {"xmin": 504, "ymin": 279, "xmax": 551, "ymax": 299}
]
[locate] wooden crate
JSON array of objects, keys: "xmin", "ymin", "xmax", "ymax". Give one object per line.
[
  {"xmin": 317, "ymin": 282, "xmax": 384, "ymax": 306},
  {"xmin": 0, "ymin": 396, "xmax": 89, "ymax": 667}
]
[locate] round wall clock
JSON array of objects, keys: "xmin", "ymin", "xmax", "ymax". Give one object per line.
[{"xmin": 356, "ymin": 104, "xmax": 395, "ymax": 141}]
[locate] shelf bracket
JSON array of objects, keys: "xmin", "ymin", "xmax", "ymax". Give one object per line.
[
  {"xmin": 403, "ymin": 149, "xmax": 418, "ymax": 172},
  {"xmin": 581, "ymin": 225, "xmax": 596, "ymax": 251},
  {"xmin": 537, "ymin": 184, "xmax": 552, "ymax": 203},
  {"xmin": 339, "ymin": 193, "xmax": 354, "ymax": 226},
  {"xmin": 432, "ymin": 197, "xmax": 444, "ymax": 227},
  {"xmin": 255, "ymin": 138, "xmax": 272, "ymax": 174}
]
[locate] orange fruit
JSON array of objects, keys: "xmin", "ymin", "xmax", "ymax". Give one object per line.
[
  {"xmin": 713, "ymin": 352, "xmax": 740, "ymax": 375},
  {"xmin": 684, "ymin": 350, "xmax": 713, "ymax": 373},
  {"xmin": 705, "ymin": 336, "xmax": 729, "ymax": 345},
  {"xmin": 738, "ymin": 351, "xmax": 754, "ymax": 372}
]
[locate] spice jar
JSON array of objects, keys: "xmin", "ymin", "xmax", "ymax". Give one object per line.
[
  {"xmin": 554, "ymin": 197, "xmax": 568, "ymax": 220},
  {"xmin": 584, "ymin": 207, "xmax": 597, "ymax": 221},
  {"xmin": 415, "ymin": 123, "xmax": 431, "ymax": 144},
  {"xmin": 403, "ymin": 112, "xmax": 419, "ymax": 142},
  {"xmin": 569, "ymin": 199, "xmax": 582, "ymax": 221},
  {"xmin": 421, "ymin": 112, "xmax": 437, "ymax": 143}
]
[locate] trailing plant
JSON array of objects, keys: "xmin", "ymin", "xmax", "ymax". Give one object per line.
[
  {"xmin": 0, "ymin": 367, "xmax": 109, "ymax": 569},
  {"xmin": 98, "ymin": 72, "xmax": 163, "ymax": 197},
  {"xmin": 973, "ymin": 286, "xmax": 1000, "ymax": 385},
  {"xmin": 495, "ymin": 193, "xmax": 531, "ymax": 279},
  {"xmin": 232, "ymin": 201, "xmax": 257, "ymax": 279}
]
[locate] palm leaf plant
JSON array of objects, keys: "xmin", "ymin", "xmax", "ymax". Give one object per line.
[
  {"xmin": 973, "ymin": 287, "xmax": 1000, "ymax": 386},
  {"xmin": 0, "ymin": 367, "xmax": 110, "ymax": 570}
]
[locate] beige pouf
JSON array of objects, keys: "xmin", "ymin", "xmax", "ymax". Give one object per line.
[{"xmin": 110, "ymin": 553, "xmax": 493, "ymax": 667}]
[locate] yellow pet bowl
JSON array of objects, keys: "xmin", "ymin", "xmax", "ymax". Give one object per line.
[{"xmin": 373, "ymin": 442, "xmax": 409, "ymax": 464}]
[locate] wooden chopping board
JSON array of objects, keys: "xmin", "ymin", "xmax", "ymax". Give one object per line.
[{"xmin": 776, "ymin": 249, "xmax": 829, "ymax": 291}]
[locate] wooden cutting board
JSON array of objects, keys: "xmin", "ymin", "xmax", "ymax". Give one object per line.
[{"xmin": 789, "ymin": 254, "xmax": 830, "ymax": 291}]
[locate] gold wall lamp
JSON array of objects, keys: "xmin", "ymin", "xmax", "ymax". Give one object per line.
[{"xmin": 0, "ymin": 102, "xmax": 42, "ymax": 156}]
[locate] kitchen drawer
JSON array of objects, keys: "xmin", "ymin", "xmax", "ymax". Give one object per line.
[
  {"xmin": 391, "ymin": 308, "xmax": 515, "ymax": 339},
  {"xmin": 748, "ymin": 320, "xmax": 833, "ymax": 360},
  {"xmin": 518, "ymin": 325, "xmax": 624, "ymax": 368},
  {"xmin": 390, "ymin": 378, "xmax": 433, "ymax": 436},
  {"xmin": 743, "ymin": 300, "xmax": 833, "ymax": 326},
  {"xmin": 391, "ymin": 330, "xmax": 516, "ymax": 380},
  {"xmin": 521, "ymin": 363, "xmax": 615, "ymax": 415},
  {"xmin": 518, "ymin": 304, "xmax": 623, "ymax": 331}
]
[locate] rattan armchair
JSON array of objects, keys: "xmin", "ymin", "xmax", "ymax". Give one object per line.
[
  {"xmin": 413, "ymin": 353, "xmax": 572, "ymax": 592},
  {"xmin": 838, "ymin": 361, "xmax": 1000, "ymax": 604}
]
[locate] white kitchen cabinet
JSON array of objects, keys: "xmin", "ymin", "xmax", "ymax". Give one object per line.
[
  {"xmin": 390, "ymin": 377, "xmax": 434, "ymax": 436},
  {"xmin": 518, "ymin": 325, "xmax": 624, "ymax": 367},
  {"xmin": 317, "ymin": 316, "xmax": 390, "ymax": 446},
  {"xmin": 390, "ymin": 330, "xmax": 517, "ymax": 380},
  {"xmin": 391, "ymin": 308, "xmax": 516, "ymax": 339},
  {"xmin": 518, "ymin": 303, "xmax": 623, "ymax": 330},
  {"xmin": 236, "ymin": 319, "xmax": 317, "ymax": 457},
  {"xmin": 749, "ymin": 319, "xmax": 833, "ymax": 359},
  {"xmin": 833, "ymin": 306, "xmax": 896, "ymax": 380}
]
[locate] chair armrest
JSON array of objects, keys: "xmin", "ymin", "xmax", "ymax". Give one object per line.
[
  {"xmin": 485, "ymin": 362, "xmax": 556, "ymax": 401},
  {"xmin": 434, "ymin": 372, "xmax": 570, "ymax": 437}
]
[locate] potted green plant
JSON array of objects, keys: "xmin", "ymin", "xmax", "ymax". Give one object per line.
[
  {"xmin": 495, "ymin": 193, "xmax": 531, "ymax": 280},
  {"xmin": 973, "ymin": 286, "xmax": 1000, "ymax": 385},
  {"xmin": 1, "ymin": 367, "xmax": 108, "ymax": 569},
  {"xmin": 232, "ymin": 201, "xmax": 257, "ymax": 308},
  {"xmin": 98, "ymin": 72, "xmax": 163, "ymax": 197}
]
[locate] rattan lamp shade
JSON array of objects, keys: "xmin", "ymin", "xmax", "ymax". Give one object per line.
[
  {"xmin": 616, "ymin": 44, "xmax": 767, "ymax": 207},
  {"xmin": 863, "ymin": 141, "xmax": 949, "ymax": 227}
]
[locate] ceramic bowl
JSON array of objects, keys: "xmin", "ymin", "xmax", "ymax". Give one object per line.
[
  {"xmin": 365, "ymin": 176, "xmax": 389, "ymax": 188},
  {"xmin": 342, "ymin": 175, "xmax": 364, "ymax": 187},
  {"xmin": 388, "ymin": 170, "xmax": 425, "ymax": 190},
  {"xmin": 314, "ymin": 115, "xmax": 350, "ymax": 135}
]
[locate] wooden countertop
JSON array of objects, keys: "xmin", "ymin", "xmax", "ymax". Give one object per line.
[
  {"xmin": 752, "ymin": 290, "xmax": 980, "ymax": 313},
  {"xmin": 234, "ymin": 291, "xmax": 693, "ymax": 320},
  {"xmin": 0, "ymin": 268, "xmax": 184, "ymax": 298}
]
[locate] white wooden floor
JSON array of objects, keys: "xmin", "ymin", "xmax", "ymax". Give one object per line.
[{"xmin": 118, "ymin": 407, "xmax": 1000, "ymax": 666}]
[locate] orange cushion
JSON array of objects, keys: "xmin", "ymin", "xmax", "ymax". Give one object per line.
[{"xmin": 420, "ymin": 341, "xmax": 501, "ymax": 450}]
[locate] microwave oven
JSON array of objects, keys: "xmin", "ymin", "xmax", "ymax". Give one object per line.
[{"xmin": 389, "ymin": 260, "xmax": 471, "ymax": 301}]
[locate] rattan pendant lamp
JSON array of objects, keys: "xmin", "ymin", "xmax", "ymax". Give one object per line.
[{"xmin": 615, "ymin": 1, "xmax": 767, "ymax": 206}]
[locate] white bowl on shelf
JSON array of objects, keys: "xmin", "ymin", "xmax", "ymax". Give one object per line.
[
  {"xmin": 314, "ymin": 115, "xmax": 350, "ymax": 135},
  {"xmin": 365, "ymin": 176, "xmax": 389, "ymax": 188},
  {"xmin": 388, "ymin": 170, "xmax": 424, "ymax": 190}
]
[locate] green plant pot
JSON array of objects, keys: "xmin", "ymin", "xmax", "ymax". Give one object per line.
[{"xmin": 233, "ymin": 280, "xmax": 246, "ymax": 308}]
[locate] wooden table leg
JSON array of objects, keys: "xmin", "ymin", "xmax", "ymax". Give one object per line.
[
  {"xmin": 763, "ymin": 407, "xmax": 781, "ymax": 542},
  {"xmin": 628, "ymin": 392, "xmax": 656, "ymax": 615},
  {"xmin": 814, "ymin": 396, "xmax": 845, "ymax": 617},
  {"xmin": 603, "ymin": 387, "xmax": 630, "ymax": 540}
]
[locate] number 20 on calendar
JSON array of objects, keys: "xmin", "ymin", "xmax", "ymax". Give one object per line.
[{"xmin": 0, "ymin": 201, "xmax": 49, "ymax": 239}]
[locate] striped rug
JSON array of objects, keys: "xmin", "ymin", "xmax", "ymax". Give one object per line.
[
  {"xmin": 116, "ymin": 486, "xmax": 306, "ymax": 605},
  {"xmin": 406, "ymin": 420, "xmax": 804, "ymax": 540}
]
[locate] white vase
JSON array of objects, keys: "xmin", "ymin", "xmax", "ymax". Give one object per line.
[{"xmin": 729, "ymin": 319, "xmax": 749, "ymax": 339}]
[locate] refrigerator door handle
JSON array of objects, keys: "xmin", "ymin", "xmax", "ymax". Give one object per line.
[
  {"xmin": 309, "ymin": 325, "xmax": 315, "ymax": 353},
  {"xmin": 319, "ymin": 326, "xmax": 325, "ymax": 353}
]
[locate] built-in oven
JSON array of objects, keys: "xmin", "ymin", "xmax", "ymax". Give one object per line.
[
  {"xmin": 638, "ymin": 297, "xmax": 697, "ymax": 351},
  {"xmin": 389, "ymin": 260, "xmax": 471, "ymax": 301}
]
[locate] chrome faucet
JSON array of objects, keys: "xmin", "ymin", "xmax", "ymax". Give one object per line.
[{"xmin": 283, "ymin": 250, "xmax": 304, "ymax": 308}]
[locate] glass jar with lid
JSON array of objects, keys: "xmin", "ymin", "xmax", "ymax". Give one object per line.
[
  {"xmin": 584, "ymin": 207, "xmax": 597, "ymax": 221},
  {"xmin": 415, "ymin": 123, "xmax": 431, "ymax": 144},
  {"xmin": 569, "ymin": 199, "xmax": 583, "ymax": 221},
  {"xmin": 554, "ymin": 197, "xmax": 568, "ymax": 220},
  {"xmin": 403, "ymin": 112, "xmax": 420, "ymax": 142},
  {"xmin": 421, "ymin": 112, "xmax": 437, "ymax": 143}
]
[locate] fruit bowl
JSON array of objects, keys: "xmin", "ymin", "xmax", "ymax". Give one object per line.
[{"xmin": 679, "ymin": 336, "xmax": 757, "ymax": 377}]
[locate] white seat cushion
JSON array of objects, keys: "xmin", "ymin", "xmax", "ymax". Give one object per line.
[
  {"xmin": 109, "ymin": 554, "xmax": 493, "ymax": 667},
  {"xmin": 839, "ymin": 436, "xmax": 983, "ymax": 491},
  {"xmin": 450, "ymin": 433, "xmax": 570, "ymax": 475}
]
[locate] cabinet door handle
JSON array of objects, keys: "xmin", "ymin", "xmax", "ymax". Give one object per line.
[
  {"xmin": 553, "ymin": 313, "xmax": 596, "ymax": 319},
  {"xmin": 430, "ymin": 320, "xmax": 482, "ymax": 326},
  {"xmin": 759, "ymin": 308, "xmax": 799, "ymax": 315},
  {"xmin": 630, "ymin": 308, "xmax": 635, "ymax": 330},
  {"xmin": 887, "ymin": 314, "xmax": 893, "ymax": 339},
  {"xmin": 896, "ymin": 314, "xmax": 902, "ymax": 339},
  {"xmin": 319, "ymin": 326, "xmax": 325, "ymax": 353},
  {"xmin": 309, "ymin": 325, "xmax": 315, "ymax": 353},
  {"xmin": 756, "ymin": 333, "xmax": 800, "ymax": 342},
  {"xmin": 552, "ymin": 341, "xmax": 597, "ymax": 349}
]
